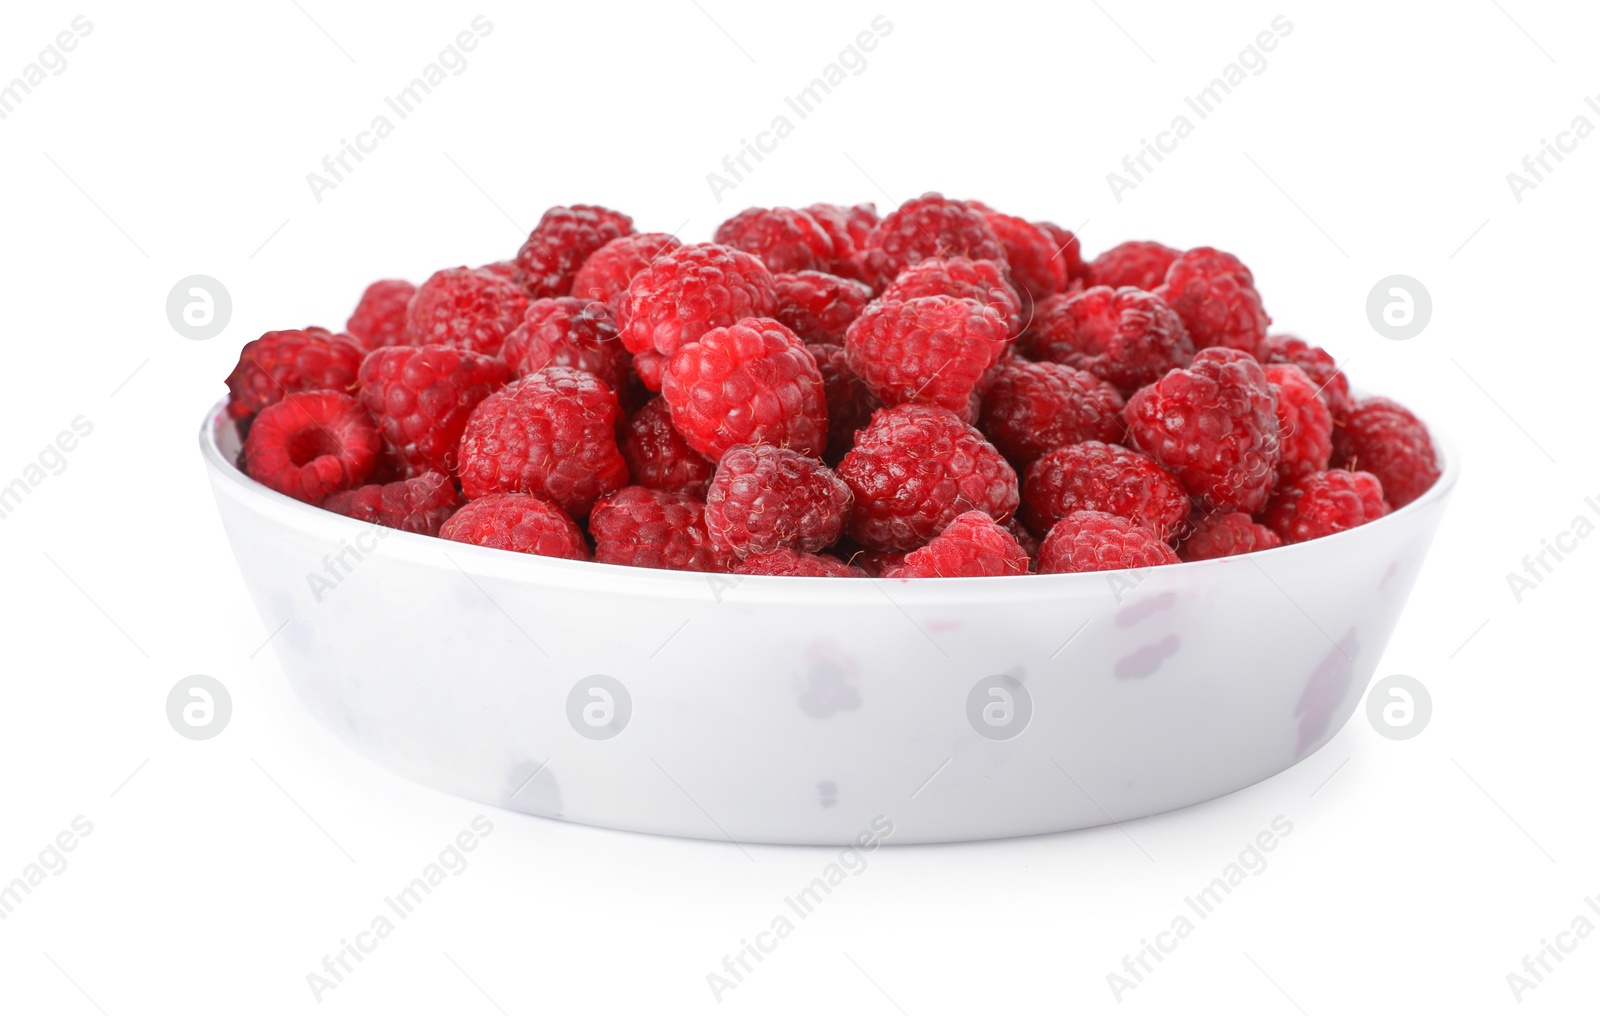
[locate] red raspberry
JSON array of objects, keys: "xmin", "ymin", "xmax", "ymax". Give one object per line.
[
  {"xmin": 1331, "ymin": 397, "xmax": 1441, "ymax": 509},
  {"xmin": 713, "ymin": 207, "xmax": 836, "ymax": 273},
  {"xmin": 854, "ymin": 193, "xmax": 1006, "ymax": 290},
  {"xmin": 477, "ymin": 261, "xmax": 519, "ymax": 281},
  {"xmin": 806, "ymin": 342, "xmax": 880, "ymax": 465},
  {"xmin": 243, "ymin": 390, "xmax": 381, "ymax": 504},
  {"xmin": 1022, "ymin": 441, "xmax": 1189, "ymax": 539},
  {"xmin": 884, "ymin": 511, "xmax": 1029, "ymax": 578},
  {"xmin": 845, "ymin": 545, "xmax": 908, "ymax": 576},
  {"xmin": 972, "ymin": 205, "xmax": 1066, "ymax": 305},
  {"xmin": 1036, "ymin": 511, "xmax": 1179, "ymax": 574},
  {"xmin": 1263, "ymin": 334, "xmax": 1352, "ymax": 420},
  {"xmin": 1155, "ymin": 247, "xmax": 1271, "ymax": 357},
  {"xmin": 1006, "ymin": 516, "xmax": 1041, "ymax": 563},
  {"xmin": 345, "ymin": 280, "xmax": 416, "ymax": 350},
  {"xmin": 1124, "ymin": 347, "xmax": 1281, "ymax": 514},
  {"xmin": 1018, "ymin": 286, "xmax": 1193, "ymax": 396},
  {"xmin": 620, "ymin": 397, "xmax": 714, "ymax": 497},
  {"xmin": 570, "ymin": 232, "xmax": 681, "ymax": 303},
  {"xmin": 457, "ymin": 366, "xmax": 628, "ymax": 517},
  {"xmin": 357, "ymin": 344, "xmax": 511, "ymax": 479},
  {"xmin": 733, "ymin": 548, "xmax": 866, "ymax": 577},
  {"xmin": 322, "ymin": 471, "xmax": 462, "ymax": 536},
  {"xmin": 804, "ymin": 202, "xmax": 878, "ymax": 262},
  {"xmin": 979, "ymin": 360, "xmax": 1125, "ymax": 467},
  {"xmin": 616, "ymin": 242, "xmax": 778, "ymax": 356},
  {"xmin": 440, "ymin": 493, "xmax": 588, "ymax": 559},
  {"xmin": 1264, "ymin": 469, "xmax": 1389, "ymax": 543},
  {"xmin": 703, "ymin": 444, "xmax": 852, "ymax": 559},
  {"xmin": 1087, "ymin": 240, "xmax": 1180, "ymax": 291},
  {"xmin": 881, "ymin": 258, "xmax": 1022, "ymax": 338},
  {"xmin": 514, "ymin": 204, "xmax": 634, "ymax": 298},
  {"xmin": 633, "ymin": 349, "xmax": 666, "ymax": 391},
  {"xmin": 225, "ymin": 328, "xmax": 363, "ymax": 423},
  {"xmin": 772, "ymin": 271, "xmax": 873, "ymax": 344},
  {"xmin": 660, "ymin": 317, "xmax": 827, "ymax": 460},
  {"xmin": 836, "ymin": 404, "xmax": 1018, "ymax": 551},
  {"xmin": 405, "ymin": 267, "xmax": 529, "ymax": 356},
  {"xmin": 1178, "ymin": 511, "xmax": 1282, "ymax": 561},
  {"xmin": 1036, "ymin": 221, "xmax": 1090, "ymax": 284},
  {"xmin": 500, "ymin": 298, "xmax": 629, "ymax": 392},
  {"xmin": 844, "ymin": 296, "xmax": 1010, "ymax": 421},
  {"xmin": 1264, "ymin": 363, "xmax": 1333, "ymax": 484},
  {"xmin": 588, "ymin": 487, "xmax": 726, "ymax": 572}
]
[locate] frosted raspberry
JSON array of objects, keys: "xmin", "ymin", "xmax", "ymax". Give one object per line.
[
  {"xmin": 1019, "ymin": 286, "xmax": 1193, "ymax": 396},
  {"xmin": 1331, "ymin": 397, "xmax": 1440, "ymax": 509},
  {"xmin": 1263, "ymin": 334, "xmax": 1352, "ymax": 420},
  {"xmin": 704, "ymin": 445, "xmax": 852, "ymax": 559},
  {"xmin": 322, "ymin": 471, "xmax": 461, "ymax": 536},
  {"xmin": 733, "ymin": 548, "xmax": 866, "ymax": 577},
  {"xmin": 405, "ymin": 267, "xmax": 529, "ymax": 356},
  {"xmin": 621, "ymin": 397, "xmax": 714, "ymax": 497},
  {"xmin": 225, "ymin": 328, "xmax": 363, "ymax": 422},
  {"xmin": 844, "ymin": 296, "xmax": 1010, "ymax": 421},
  {"xmin": 806, "ymin": 342, "xmax": 880, "ymax": 465},
  {"xmin": 1087, "ymin": 240, "xmax": 1180, "ymax": 291},
  {"xmin": 615, "ymin": 242, "xmax": 778, "ymax": 356},
  {"xmin": 345, "ymin": 280, "xmax": 416, "ymax": 350},
  {"xmin": 499, "ymin": 298, "xmax": 629, "ymax": 392},
  {"xmin": 440, "ymin": 493, "xmax": 588, "ymax": 559},
  {"xmin": 1264, "ymin": 469, "xmax": 1389, "ymax": 543},
  {"xmin": 1036, "ymin": 511, "xmax": 1180, "ymax": 574},
  {"xmin": 979, "ymin": 360, "xmax": 1125, "ymax": 467},
  {"xmin": 881, "ymin": 257, "xmax": 1022, "ymax": 338},
  {"xmin": 884, "ymin": 511, "xmax": 1029, "ymax": 578},
  {"xmin": 773, "ymin": 271, "xmax": 873, "ymax": 345},
  {"xmin": 514, "ymin": 204, "xmax": 634, "ymax": 298},
  {"xmin": 570, "ymin": 232, "xmax": 681, "ymax": 303},
  {"xmin": 714, "ymin": 207, "xmax": 836, "ymax": 273},
  {"xmin": 854, "ymin": 193, "xmax": 1006, "ymax": 290},
  {"xmin": 243, "ymin": 390, "xmax": 381, "ymax": 504},
  {"xmin": 357, "ymin": 344, "xmax": 511, "ymax": 479},
  {"xmin": 1022, "ymin": 441, "xmax": 1189, "ymax": 539},
  {"xmin": 1155, "ymin": 247, "xmax": 1271, "ymax": 357},
  {"xmin": 1264, "ymin": 363, "xmax": 1333, "ymax": 484},
  {"xmin": 588, "ymin": 487, "xmax": 727, "ymax": 572}
]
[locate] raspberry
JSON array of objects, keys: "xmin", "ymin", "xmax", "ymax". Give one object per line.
[
  {"xmin": 1264, "ymin": 469, "xmax": 1389, "ymax": 543},
  {"xmin": 620, "ymin": 397, "xmax": 714, "ymax": 497},
  {"xmin": 345, "ymin": 280, "xmax": 416, "ymax": 350},
  {"xmin": 1018, "ymin": 286, "xmax": 1193, "ymax": 396},
  {"xmin": 1036, "ymin": 221, "xmax": 1090, "ymax": 284},
  {"xmin": 569, "ymin": 232, "xmax": 681, "ymax": 303},
  {"xmin": 1006, "ymin": 516, "xmax": 1040, "ymax": 563},
  {"xmin": 1036, "ymin": 511, "xmax": 1179, "ymax": 574},
  {"xmin": 703, "ymin": 444, "xmax": 852, "ymax": 559},
  {"xmin": 477, "ymin": 260, "xmax": 520, "ymax": 281},
  {"xmin": 844, "ymin": 296, "xmax": 1010, "ymax": 421},
  {"xmin": 633, "ymin": 349, "xmax": 666, "ymax": 391},
  {"xmin": 836, "ymin": 404, "xmax": 1018, "ymax": 551},
  {"xmin": 660, "ymin": 317, "xmax": 827, "ymax": 460},
  {"xmin": 1263, "ymin": 334, "xmax": 1352, "ymax": 420},
  {"xmin": 979, "ymin": 360, "xmax": 1125, "ymax": 467},
  {"xmin": 500, "ymin": 297, "xmax": 629, "ymax": 392},
  {"xmin": 588, "ymin": 487, "xmax": 726, "ymax": 572},
  {"xmin": 1154, "ymin": 247, "xmax": 1271, "ymax": 357},
  {"xmin": 243, "ymin": 390, "xmax": 381, "ymax": 504},
  {"xmin": 322, "ymin": 471, "xmax": 462, "ymax": 536},
  {"xmin": 514, "ymin": 204, "xmax": 634, "ymax": 298},
  {"xmin": 1124, "ymin": 347, "xmax": 1281, "ymax": 514},
  {"xmin": 1177, "ymin": 511, "xmax": 1282, "ymax": 561},
  {"xmin": 225, "ymin": 328, "xmax": 364, "ymax": 424},
  {"xmin": 457, "ymin": 366, "xmax": 628, "ymax": 517},
  {"xmin": 1264, "ymin": 363, "xmax": 1333, "ymax": 484},
  {"xmin": 805, "ymin": 202, "xmax": 878, "ymax": 261},
  {"xmin": 972, "ymin": 205, "xmax": 1066, "ymax": 305},
  {"xmin": 713, "ymin": 207, "xmax": 836, "ymax": 273},
  {"xmin": 733, "ymin": 548, "xmax": 866, "ymax": 577},
  {"xmin": 1022, "ymin": 441, "xmax": 1189, "ymax": 539},
  {"xmin": 845, "ymin": 546, "xmax": 909, "ymax": 576},
  {"xmin": 854, "ymin": 193, "xmax": 1006, "ymax": 290},
  {"xmin": 357, "ymin": 344, "xmax": 511, "ymax": 479},
  {"xmin": 616, "ymin": 242, "xmax": 778, "ymax": 356},
  {"xmin": 405, "ymin": 267, "xmax": 529, "ymax": 355},
  {"xmin": 806, "ymin": 342, "xmax": 879, "ymax": 465},
  {"xmin": 772, "ymin": 271, "xmax": 873, "ymax": 345},
  {"xmin": 440, "ymin": 492, "xmax": 588, "ymax": 559},
  {"xmin": 1330, "ymin": 397, "xmax": 1440, "ymax": 509},
  {"xmin": 884, "ymin": 511, "xmax": 1029, "ymax": 578},
  {"xmin": 881, "ymin": 258, "xmax": 1022, "ymax": 338},
  {"xmin": 1087, "ymin": 240, "xmax": 1180, "ymax": 291}
]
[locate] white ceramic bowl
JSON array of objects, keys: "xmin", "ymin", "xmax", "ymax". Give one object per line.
[{"xmin": 202, "ymin": 399, "xmax": 1456, "ymax": 845}]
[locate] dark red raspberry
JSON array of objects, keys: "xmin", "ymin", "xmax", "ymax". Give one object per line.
[
  {"xmin": 1018, "ymin": 286, "xmax": 1193, "ymax": 396},
  {"xmin": 1330, "ymin": 397, "xmax": 1440, "ymax": 509},
  {"xmin": 500, "ymin": 298, "xmax": 629, "ymax": 392},
  {"xmin": 1154, "ymin": 247, "xmax": 1270, "ymax": 358},
  {"xmin": 225, "ymin": 328, "xmax": 363, "ymax": 422},
  {"xmin": 836, "ymin": 404, "xmax": 1018, "ymax": 551},
  {"xmin": 1036, "ymin": 511, "xmax": 1180, "ymax": 574},
  {"xmin": 1264, "ymin": 363, "xmax": 1333, "ymax": 484},
  {"xmin": 881, "ymin": 258, "xmax": 1022, "ymax": 338},
  {"xmin": 843, "ymin": 545, "xmax": 908, "ymax": 576},
  {"xmin": 772, "ymin": 271, "xmax": 873, "ymax": 345},
  {"xmin": 805, "ymin": 202, "xmax": 878, "ymax": 261},
  {"xmin": 733, "ymin": 548, "xmax": 866, "ymax": 577},
  {"xmin": 713, "ymin": 207, "xmax": 836, "ymax": 274},
  {"xmin": 979, "ymin": 360, "xmax": 1125, "ymax": 467},
  {"xmin": 1006, "ymin": 516, "xmax": 1040, "ymax": 563},
  {"xmin": 1263, "ymin": 334, "xmax": 1351, "ymax": 420},
  {"xmin": 633, "ymin": 349, "xmax": 666, "ymax": 391},
  {"xmin": 457, "ymin": 366, "xmax": 628, "ymax": 517},
  {"xmin": 703, "ymin": 445, "xmax": 852, "ymax": 559},
  {"xmin": 514, "ymin": 204, "xmax": 634, "ymax": 298},
  {"xmin": 588, "ymin": 487, "xmax": 727, "ymax": 572},
  {"xmin": 1036, "ymin": 221, "xmax": 1090, "ymax": 284},
  {"xmin": 660, "ymin": 317, "xmax": 827, "ymax": 460},
  {"xmin": 621, "ymin": 397, "xmax": 714, "ymax": 497},
  {"xmin": 854, "ymin": 193, "xmax": 1006, "ymax": 290},
  {"xmin": 1087, "ymin": 240, "xmax": 1180, "ymax": 291},
  {"xmin": 972, "ymin": 205, "xmax": 1066, "ymax": 305},
  {"xmin": 440, "ymin": 492, "xmax": 588, "ymax": 559},
  {"xmin": 1124, "ymin": 347, "xmax": 1281, "ymax": 514},
  {"xmin": 243, "ymin": 390, "xmax": 381, "ymax": 504},
  {"xmin": 405, "ymin": 267, "xmax": 529, "ymax": 356},
  {"xmin": 1178, "ymin": 511, "xmax": 1282, "ymax": 561},
  {"xmin": 345, "ymin": 280, "xmax": 416, "ymax": 350},
  {"xmin": 570, "ymin": 232, "xmax": 681, "ymax": 304},
  {"xmin": 884, "ymin": 511, "xmax": 1029, "ymax": 578},
  {"xmin": 357, "ymin": 344, "xmax": 511, "ymax": 479},
  {"xmin": 844, "ymin": 296, "xmax": 1010, "ymax": 421},
  {"xmin": 1022, "ymin": 441, "xmax": 1189, "ymax": 539},
  {"xmin": 322, "ymin": 471, "xmax": 461, "ymax": 536},
  {"xmin": 806, "ymin": 342, "xmax": 880, "ymax": 465},
  {"xmin": 1264, "ymin": 469, "xmax": 1389, "ymax": 543},
  {"xmin": 616, "ymin": 242, "xmax": 778, "ymax": 356}
]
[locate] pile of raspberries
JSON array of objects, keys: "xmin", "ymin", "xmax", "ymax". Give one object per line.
[{"xmin": 224, "ymin": 194, "xmax": 1440, "ymax": 579}]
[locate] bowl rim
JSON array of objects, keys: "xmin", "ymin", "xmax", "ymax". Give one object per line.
[{"xmin": 199, "ymin": 397, "xmax": 1459, "ymax": 605}]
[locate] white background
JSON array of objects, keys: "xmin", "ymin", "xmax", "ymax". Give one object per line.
[{"xmin": 2, "ymin": 1, "xmax": 1597, "ymax": 1012}]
